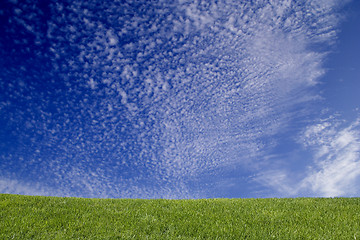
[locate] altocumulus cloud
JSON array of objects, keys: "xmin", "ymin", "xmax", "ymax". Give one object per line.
[{"xmin": 0, "ymin": 0, "xmax": 353, "ymax": 198}]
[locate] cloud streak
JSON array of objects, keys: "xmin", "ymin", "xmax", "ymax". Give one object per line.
[
  {"xmin": 256, "ymin": 117, "xmax": 360, "ymax": 197},
  {"xmin": 300, "ymin": 118, "xmax": 360, "ymax": 197}
]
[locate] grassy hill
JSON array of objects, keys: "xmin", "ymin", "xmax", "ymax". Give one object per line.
[{"xmin": 1, "ymin": 194, "xmax": 359, "ymax": 239}]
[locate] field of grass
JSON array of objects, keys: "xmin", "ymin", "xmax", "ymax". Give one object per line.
[{"xmin": 1, "ymin": 194, "xmax": 359, "ymax": 239}]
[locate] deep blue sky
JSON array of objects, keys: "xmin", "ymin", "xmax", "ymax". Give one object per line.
[{"xmin": 1, "ymin": 0, "xmax": 359, "ymax": 199}]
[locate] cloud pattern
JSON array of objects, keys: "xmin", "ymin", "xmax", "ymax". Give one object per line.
[
  {"xmin": 300, "ymin": 118, "xmax": 360, "ymax": 197},
  {"xmin": 256, "ymin": 117, "xmax": 360, "ymax": 197},
  {"xmin": 0, "ymin": 0, "xmax": 353, "ymax": 198}
]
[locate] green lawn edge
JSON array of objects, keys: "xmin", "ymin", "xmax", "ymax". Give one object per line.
[{"xmin": 1, "ymin": 193, "xmax": 359, "ymax": 239}]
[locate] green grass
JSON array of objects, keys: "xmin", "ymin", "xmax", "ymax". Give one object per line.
[{"xmin": 1, "ymin": 194, "xmax": 359, "ymax": 239}]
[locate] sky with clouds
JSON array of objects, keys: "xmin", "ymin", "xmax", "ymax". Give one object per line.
[{"xmin": 0, "ymin": 0, "xmax": 359, "ymax": 199}]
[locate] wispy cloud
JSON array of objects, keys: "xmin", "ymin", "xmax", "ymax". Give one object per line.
[
  {"xmin": 0, "ymin": 177, "xmax": 54, "ymax": 197},
  {"xmin": 256, "ymin": 117, "xmax": 360, "ymax": 197},
  {"xmin": 300, "ymin": 118, "xmax": 360, "ymax": 197}
]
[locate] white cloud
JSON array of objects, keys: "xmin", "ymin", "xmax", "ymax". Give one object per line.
[
  {"xmin": 256, "ymin": 117, "xmax": 360, "ymax": 197},
  {"xmin": 300, "ymin": 118, "xmax": 360, "ymax": 197},
  {"xmin": 0, "ymin": 177, "xmax": 52, "ymax": 197}
]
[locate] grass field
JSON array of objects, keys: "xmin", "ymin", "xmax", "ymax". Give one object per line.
[{"xmin": 1, "ymin": 194, "xmax": 359, "ymax": 239}]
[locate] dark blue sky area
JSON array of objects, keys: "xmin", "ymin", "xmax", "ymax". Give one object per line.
[
  {"xmin": 1, "ymin": 0, "xmax": 359, "ymax": 198},
  {"xmin": 322, "ymin": 0, "xmax": 360, "ymax": 120}
]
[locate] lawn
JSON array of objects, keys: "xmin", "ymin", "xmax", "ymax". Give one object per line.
[{"xmin": 1, "ymin": 194, "xmax": 359, "ymax": 239}]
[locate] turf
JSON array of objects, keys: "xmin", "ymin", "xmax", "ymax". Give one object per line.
[{"xmin": 1, "ymin": 194, "xmax": 359, "ymax": 239}]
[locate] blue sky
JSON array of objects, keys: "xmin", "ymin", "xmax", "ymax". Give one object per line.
[{"xmin": 0, "ymin": 0, "xmax": 359, "ymax": 199}]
